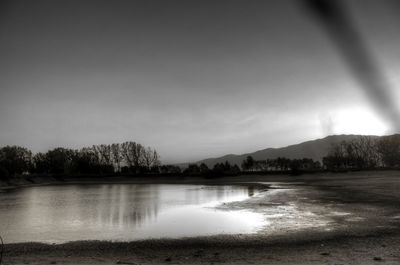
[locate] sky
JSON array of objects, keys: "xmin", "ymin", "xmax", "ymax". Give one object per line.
[{"xmin": 0, "ymin": 0, "xmax": 399, "ymax": 163}]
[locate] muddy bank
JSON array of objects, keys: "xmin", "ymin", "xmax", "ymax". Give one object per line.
[{"xmin": 3, "ymin": 232, "xmax": 400, "ymax": 265}]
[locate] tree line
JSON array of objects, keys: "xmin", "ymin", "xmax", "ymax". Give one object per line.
[
  {"xmin": 240, "ymin": 135, "xmax": 400, "ymax": 173},
  {"xmin": 323, "ymin": 135, "xmax": 400, "ymax": 170},
  {"xmin": 241, "ymin": 156, "xmax": 321, "ymax": 173},
  {"xmin": 2, "ymin": 135, "xmax": 400, "ymax": 180},
  {"xmin": 0, "ymin": 142, "xmax": 160, "ymax": 179},
  {"xmin": 182, "ymin": 162, "xmax": 241, "ymax": 177}
]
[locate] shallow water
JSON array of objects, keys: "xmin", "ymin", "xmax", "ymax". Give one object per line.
[{"xmin": 0, "ymin": 184, "xmax": 265, "ymax": 243}]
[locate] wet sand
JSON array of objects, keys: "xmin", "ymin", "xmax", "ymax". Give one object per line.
[{"xmin": 2, "ymin": 171, "xmax": 400, "ymax": 264}]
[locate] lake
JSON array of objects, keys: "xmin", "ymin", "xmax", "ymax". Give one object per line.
[{"xmin": 0, "ymin": 184, "xmax": 265, "ymax": 243}]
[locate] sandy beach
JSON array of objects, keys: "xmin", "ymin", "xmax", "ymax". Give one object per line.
[{"xmin": 2, "ymin": 171, "xmax": 400, "ymax": 264}]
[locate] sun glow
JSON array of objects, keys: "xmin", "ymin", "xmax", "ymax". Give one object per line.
[{"xmin": 331, "ymin": 108, "xmax": 389, "ymax": 135}]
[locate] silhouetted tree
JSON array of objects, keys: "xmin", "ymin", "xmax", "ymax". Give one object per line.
[
  {"xmin": 212, "ymin": 163, "xmax": 225, "ymax": 175},
  {"xmin": 253, "ymin": 160, "xmax": 267, "ymax": 171},
  {"xmin": 111, "ymin": 143, "xmax": 122, "ymax": 172},
  {"xmin": 0, "ymin": 166, "xmax": 9, "ymax": 180},
  {"xmin": 32, "ymin": 152, "xmax": 49, "ymax": 174},
  {"xmin": 231, "ymin": 164, "xmax": 241, "ymax": 174},
  {"xmin": 121, "ymin": 141, "xmax": 145, "ymax": 173},
  {"xmin": 183, "ymin": 164, "xmax": 201, "ymax": 175},
  {"xmin": 160, "ymin": 165, "xmax": 182, "ymax": 174},
  {"xmin": 142, "ymin": 147, "xmax": 160, "ymax": 168},
  {"xmin": 209, "ymin": 161, "xmax": 240, "ymax": 176},
  {"xmin": 323, "ymin": 136, "xmax": 380, "ymax": 170},
  {"xmin": 377, "ymin": 135, "xmax": 400, "ymax": 168},
  {"xmin": 0, "ymin": 141, "xmax": 161, "ymax": 177},
  {"xmin": 0, "ymin": 146, "xmax": 32, "ymax": 176},
  {"xmin": 93, "ymin": 144, "xmax": 113, "ymax": 166},
  {"xmin": 68, "ymin": 148, "xmax": 96, "ymax": 174},
  {"xmin": 44, "ymin": 148, "xmax": 75, "ymax": 174},
  {"xmin": 199, "ymin": 163, "xmax": 210, "ymax": 174},
  {"xmin": 241, "ymin": 156, "xmax": 255, "ymax": 171}
]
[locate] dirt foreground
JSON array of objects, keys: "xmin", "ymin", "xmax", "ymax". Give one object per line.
[{"xmin": 2, "ymin": 171, "xmax": 400, "ymax": 265}]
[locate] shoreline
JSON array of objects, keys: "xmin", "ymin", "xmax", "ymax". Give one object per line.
[
  {"xmin": 2, "ymin": 171, "xmax": 400, "ymax": 264},
  {"xmin": 1, "ymin": 169, "xmax": 398, "ymax": 191},
  {"xmin": 3, "ymin": 226, "xmax": 400, "ymax": 264}
]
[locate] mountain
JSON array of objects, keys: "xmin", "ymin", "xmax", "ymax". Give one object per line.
[{"xmin": 190, "ymin": 134, "xmax": 379, "ymax": 168}]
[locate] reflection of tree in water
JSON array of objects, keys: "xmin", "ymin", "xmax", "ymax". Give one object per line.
[
  {"xmin": 20, "ymin": 184, "xmax": 260, "ymax": 232},
  {"xmin": 248, "ymin": 186, "xmax": 255, "ymax": 197},
  {"xmin": 0, "ymin": 184, "xmax": 262, "ymax": 242},
  {"xmin": 184, "ymin": 185, "xmax": 259, "ymax": 205},
  {"xmin": 96, "ymin": 184, "xmax": 160, "ymax": 228},
  {"xmin": 95, "ymin": 185, "xmax": 258, "ymax": 228}
]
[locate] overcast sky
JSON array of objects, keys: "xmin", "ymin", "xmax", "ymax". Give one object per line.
[{"xmin": 0, "ymin": 0, "xmax": 399, "ymax": 163}]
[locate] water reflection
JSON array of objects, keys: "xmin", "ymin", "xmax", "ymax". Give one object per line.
[{"xmin": 0, "ymin": 184, "xmax": 264, "ymax": 243}]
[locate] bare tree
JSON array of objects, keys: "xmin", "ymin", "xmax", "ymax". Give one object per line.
[
  {"xmin": 121, "ymin": 142, "xmax": 145, "ymax": 168},
  {"xmin": 93, "ymin": 144, "xmax": 112, "ymax": 166},
  {"xmin": 142, "ymin": 147, "xmax": 160, "ymax": 168},
  {"xmin": 377, "ymin": 135, "xmax": 400, "ymax": 167},
  {"xmin": 110, "ymin": 143, "xmax": 122, "ymax": 172}
]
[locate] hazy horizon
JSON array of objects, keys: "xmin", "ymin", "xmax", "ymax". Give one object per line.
[{"xmin": 1, "ymin": 0, "xmax": 399, "ymax": 163}]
